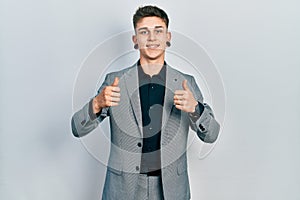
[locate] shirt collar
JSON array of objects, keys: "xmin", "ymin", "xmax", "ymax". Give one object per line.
[{"xmin": 137, "ymin": 60, "xmax": 166, "ymax": 81}]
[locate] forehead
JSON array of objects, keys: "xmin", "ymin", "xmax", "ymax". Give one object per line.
[{"xmin": 136, "ymin": 16, "xmax": 167, "ymax": 29}]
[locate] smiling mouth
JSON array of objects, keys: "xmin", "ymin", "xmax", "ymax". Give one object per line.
[{"xmin": 146, "ymin": 44, "xmax": 160, "ymax": 49}]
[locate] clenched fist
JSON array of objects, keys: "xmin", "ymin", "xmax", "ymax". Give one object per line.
[
  {"xmin": 92, "ymin": 77, "xmax": 121, "ymax": 114},
  {"xmin": 174, "ymin": 80, "xmax": 198, "ymax": 113}
]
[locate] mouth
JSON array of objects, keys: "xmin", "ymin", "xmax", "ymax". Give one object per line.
[{"xmin": 146, "ymin": 44, "xmax": 160, "ymax": 49}]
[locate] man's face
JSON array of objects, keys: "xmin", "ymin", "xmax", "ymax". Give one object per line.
[{"xmin": 133, "ymin": 16, "xmax": 171, "ymax": 62}]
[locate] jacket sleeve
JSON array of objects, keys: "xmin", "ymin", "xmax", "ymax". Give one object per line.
[
  {"xmin": 188, "ymin": 76, "xmax": 220, "ymax": 143},
  {"xmin": 71, "ymin": 74, "xmax": 111, "ymax": 138}
]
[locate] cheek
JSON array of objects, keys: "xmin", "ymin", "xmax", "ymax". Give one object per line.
[
  {"xmin": 160, "ymin": 36, "xmax": 168, "ymax": 44},
  {"xmin": 137, "ymin": 39, "xmax": 147, "ymax": 47}
]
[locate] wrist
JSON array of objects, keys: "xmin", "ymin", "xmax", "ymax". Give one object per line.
[
  {"xmin": 188, "ymin": 107, "xmax": 200, "ymax": 123},
  {"xmin": 92, "ymin": 98, "xmax": 102, "ymax": 114},
  {"xmin": 190, "ymin": 100, "xmax": 198, "ymax": 113}
]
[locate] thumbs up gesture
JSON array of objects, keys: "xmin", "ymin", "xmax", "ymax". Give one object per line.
[
  {"xmin": 92, "ymin": 77, "xmax": 121, "ymax": 114},
  {"xmin": 174, "ymin": 80, "xmax": 198, "ymax": 113}
]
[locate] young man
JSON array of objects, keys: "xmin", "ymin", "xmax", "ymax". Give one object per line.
[{"xmin": 71, "ymin": 5, "xmax": 220, "ymax": 200}]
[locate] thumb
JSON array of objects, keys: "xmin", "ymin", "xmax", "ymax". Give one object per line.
[
  {"xmin": 111, "ymin": 77, "xmax": 119, "ymax": 86},
  {"xmin": 182, "ymin": 80, "xmax": 190, "ymax": 91}
]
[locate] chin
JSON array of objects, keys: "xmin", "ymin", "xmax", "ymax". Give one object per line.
[{"xmin": 144, "ymin": 50, "xmax": 164, "ymax": 60}]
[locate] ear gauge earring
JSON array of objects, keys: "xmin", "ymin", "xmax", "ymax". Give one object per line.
[
  {"xmin": 166, "ymin": 41, "xmax": 171, "ymax": 47},
  {"xmin": 134, "ymin": 44, "xmax": 139, "ymax": 49}
]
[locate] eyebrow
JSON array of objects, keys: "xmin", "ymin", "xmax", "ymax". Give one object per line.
[{"xmin": 137, "ymin": 26, "xmax": 164, "ymax": 31}]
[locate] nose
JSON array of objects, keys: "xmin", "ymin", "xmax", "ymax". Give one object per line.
[{"xmin": 147, "ymin": 30, "xmax": 156, "ymax": 41}]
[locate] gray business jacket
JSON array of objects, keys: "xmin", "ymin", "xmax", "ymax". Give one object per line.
[{"xmin": 71, "ymin": 63, "xmax": 220, "ymax": 200}]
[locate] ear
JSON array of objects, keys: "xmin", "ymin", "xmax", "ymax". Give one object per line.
[
  {"xmin": 167, "ymin": 31, "xmax": 172, "ymax": 42},
  {"xmin": 132, "ymin": 35, "xmax": 137, "ymax": 45}
]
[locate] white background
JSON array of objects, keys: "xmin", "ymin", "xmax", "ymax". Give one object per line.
[{"xmin": 1, "ymin": 0, "xmax": 299, "ymax": 199}]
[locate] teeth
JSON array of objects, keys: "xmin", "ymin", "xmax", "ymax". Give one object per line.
[{"xmin": 147, "ymin": 44, "xmax": 159, "ymax": 48}]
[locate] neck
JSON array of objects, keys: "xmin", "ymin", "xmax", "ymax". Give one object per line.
[{"xmin": 139, "ymin": 56, "xmax": 165, "ymax": 77}]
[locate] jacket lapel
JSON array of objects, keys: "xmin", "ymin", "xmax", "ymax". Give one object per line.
[
  {"xmin": 161, "ymin": 65, "xmax": 181, "ymax": 132},
  {"xmin": 124, "ymin": 64, "xmax": 143, "ymax": 136}
]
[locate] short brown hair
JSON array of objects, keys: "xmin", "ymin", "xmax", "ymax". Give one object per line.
[{"xmin": 133, "ymin": 5, "xmax": 169, "ymax": 29}]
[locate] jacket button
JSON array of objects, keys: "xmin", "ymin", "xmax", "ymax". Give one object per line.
[
  {"xmin": 136, "ymin": 166, "xmax": 139, "ymax": 171},
  {"xmin": 199, "ymin": 124, "xmax": 205, "ymax": 131},
  {"xmin": 137, "ymin": 142, "xmax": 142, "ymax": 147},
  {"xmin": 80, "ymin": 120, "xmax": 86, "ymax": 126}
]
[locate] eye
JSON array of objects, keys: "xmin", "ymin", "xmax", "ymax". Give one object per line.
[
  {"xmin": 155, "ymin": 29, "xmax": 163, "ymax": 34},
  {"xmin": 139, "ymin": 30, "xmax": 149, "ymax": 35}
]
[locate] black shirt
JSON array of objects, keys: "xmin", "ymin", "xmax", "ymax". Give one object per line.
[{"xmin": 138, "ymin": 60, "xmax": 166, "ymax": 175}]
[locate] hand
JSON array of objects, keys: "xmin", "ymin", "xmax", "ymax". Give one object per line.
[
  {"xmin": 92, "ymin": 77, "xmax": 121, "ymax": 114},
  {"xmin": 174, "ymin": 80, "xmax": 198, "ymax": 113}
]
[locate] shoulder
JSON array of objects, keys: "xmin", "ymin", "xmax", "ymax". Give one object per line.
[
  {"xmin": 167, "ymin": 64, "xmax": 194, "ymax": 80},
  {"xmin": 105, "ymin": 63, "xmax": 136, "ymax": 79}
]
